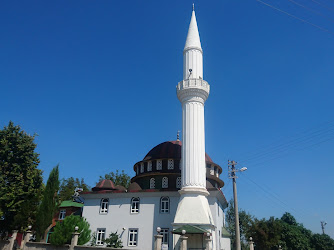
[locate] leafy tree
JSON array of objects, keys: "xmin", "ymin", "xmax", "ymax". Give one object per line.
[
  {"xmin": 99, "ymin": 170, "xmax": 131, "ymax": 189},
  {"xmin": 35, "ymin": 165, "xmax": 60, "ymax": 241},
  {"xmin": 50, "ymin": 215, "xmax": 91, "ymax": 246},
  {"xmin": 226, "ymin": 200, "xmax": 254, "ymax": 249},
  {"xmin": 104, "ymin": 232, "xmax": 123, "ymax": 248},
  {"xmin": 311, "ymin": 233, "xmax": 334, "ymax": 250},
  {"xmin": 249, "ymin": 217, "xmax": 283, "ymax": 250},
  {"xmin": 59, "ymin": 177, "xmax": 90, "ymax": 201},
  {"xmin": 0, "ymin": 121, "xmax": 43, "ymax": 232}
]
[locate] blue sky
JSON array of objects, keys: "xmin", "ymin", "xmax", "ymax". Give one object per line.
[{"xmin": 1, "ymin": 0, "xmax": 334, "ymax": 238}]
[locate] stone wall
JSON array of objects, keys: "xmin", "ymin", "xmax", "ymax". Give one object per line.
[{"xmin": 24, "ymin": 242, "xmax": 132, "ymax": 250}]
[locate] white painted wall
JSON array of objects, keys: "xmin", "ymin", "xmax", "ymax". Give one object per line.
[{"xmin": 82, "ymin": 191, "xmax": 230, "ymax": 250}]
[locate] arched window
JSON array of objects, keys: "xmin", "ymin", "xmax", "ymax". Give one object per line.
[
  {"xmin": 176, "ymin": 177, "xmax": 181, "ymax": 188},
  {"xmin": 130, "ymin": 197, "xmax": 140, "ymax": 214},
  {"xmin": 160, "ymin": 197, "xmax": 170, "ymax": 213},
  {"xmin": 147, "ymin": 161, "xmax": 152, "ymax": 171},
  {"xmin": 100, "ymin": 198, "xmax": 109, "ymax": 214},
  {"xmin": 162, "ymin": 177, "xmax": 168, "ymax": 188},
  {"xmin": 140, "ymin": 162, "xmax": 144, "ymax": 173},
  {"xmin": 150, "ymin": 178, "xmax": 155, "ymax": 189},
  {"xmin": 168, "ymin": 159, "xmax": 174, "ymax": 170}
]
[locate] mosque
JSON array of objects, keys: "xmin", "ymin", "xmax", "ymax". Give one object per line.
[{"xmin": 81, "ymin": 7, "xmax": 231, "ymax": 250}]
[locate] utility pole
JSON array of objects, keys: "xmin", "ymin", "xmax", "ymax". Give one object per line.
[
  {"xmin": 321, "ymin": 221, "xmax": 327, "ymax": 234},
  {"xmin": 228, "ymin": 160, "xmax": 241, "ymax": 250}
]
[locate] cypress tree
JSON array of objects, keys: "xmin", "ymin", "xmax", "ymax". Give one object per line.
[
  {"xmin": 35, "ymin": 165, "xmax": 60, "ymax": 241},
  {"xmin": 0, "ymin": 121, "xmax": 43, "ymax": 233}
]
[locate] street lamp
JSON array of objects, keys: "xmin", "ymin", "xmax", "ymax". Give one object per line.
[{"xmin": 228, "ymin": 160, "xmax": 247, "ymax": 250}]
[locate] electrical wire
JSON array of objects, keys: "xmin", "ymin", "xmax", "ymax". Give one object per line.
[
  {"xmin": 236, "ymin": 120, "xmax": 334, "ymax": 162},
  {"xmin": 238, "ymin": 121, "xmax": 334, "ymax": 164},
  {"xmin": 311, "ymin": 0, "xmax": 334, "ymax": 13},
  {"xmin": 287, "ymin": 0, "xmax": 334, "ymax": 23},
  {"xmin": 255, "ymin": 0, "xmax": 334, "ymax": 35}
]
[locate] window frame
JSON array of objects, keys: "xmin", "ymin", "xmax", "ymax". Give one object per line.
[
  {"xmin": 160, "ymin": 196, "xmax": 170, "ymax": 214},
  {"xmin": 167, "ymin": 159, "xmax": 174, "ymax": 170},
  {"xmin": 100, "ymin": 198, "xmax": 109, "ymax": 214},
  {"xmin": 128, "ymin": 228, "xmax": 138, "ymax": 246},
  {"xmin": 147, "ymin": 161, "xmax": 152, "ymax": 171},
  {"xmin": 176, "ymin": 177, "xmax": 181, "ymax": 188},
  {"xmin": 160, "ymin": 228, "xmax": 169, "ymax": 245},
  {"xmin": 156, "ymin": 159, "xmax": 162, "ymax": 170},
  {"xmin": 150, "ymin": 177, "xmax": 155, "ymax": 189},
  {"xmin": 58, "ymin": 209, "xmax": 66, "ymax": 220},
  {"xmin": 162, "ymin": 176, "xmax": 168, "ymax": 188},
  {"xmin": 130, "ymin": 197, "xmax": 140, "ymax": 214},
  {"xmin": 96, "ymin": 228, "xmax": 106, "ymax": 246}
]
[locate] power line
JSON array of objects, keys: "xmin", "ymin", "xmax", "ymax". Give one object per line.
[
  {"xmin": 239, "ymin": 121, "xmax": 334, "ymax": 164},
  {"xmin": 255, "ymin": 0, "xmax": 334, "ymax": 35},
  {"xmin": 311, "ymin": 0, "xmax": 334, "ymax": 13},
  {"xmin": 236, "ymin": 120, "xmax": 334, "ymax": 162},
  {"xmin": 287, "ymin": 0, "xmax": 334, "ymax": 23}
]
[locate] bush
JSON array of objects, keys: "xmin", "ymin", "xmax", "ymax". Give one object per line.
[
  {"xmin": 105, "ymin": 232, "xmax": 123, "ymax": 248},
  {"xmin": 50, "ymin": 215, "xmax": 91, "ymax": 246}
]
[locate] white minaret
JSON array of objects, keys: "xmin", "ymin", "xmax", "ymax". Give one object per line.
[{"xmin": 173, "ymin": 6, "xmax": 214, "ymax": 237}]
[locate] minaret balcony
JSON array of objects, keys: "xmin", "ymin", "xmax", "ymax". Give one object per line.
[{"xmin": 177, "ymin": 78, "xmax": 210, "ymax": 103}]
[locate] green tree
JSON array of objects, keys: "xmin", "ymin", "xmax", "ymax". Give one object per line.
[
  {"xmin": 99, "ymin": 170, "xmax": 131, "ymax": 189},
  {"xmin": 105, "ymin": 232, "xmax": 123, "ymax": 248},
  {"xmin": 35, "ymin": 165, "xmax": 60, "ymax": 241},
  {"xmin": 0, "ymin": 121, "xmax": 43, "ymax": 232},
  {"xmin": 50, "ymin": 215, "xmax": 91, "ymax": 246},
  {"xmin": 249, "ymin": 217, "xmax": 283, "ymax": 250},
  {"xmin": 59, "ymin": 177, "xmax": 90, "ymax": 201},
  {"xmin": 311, "ymin": 233, "xmax": 334, "ymax": 250},
  {"xmin": 226, "ymin": 200, "xmax": 254, "ymax": 249}
]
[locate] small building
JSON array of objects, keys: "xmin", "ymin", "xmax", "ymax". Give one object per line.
[{"xmin": 45, "ymin": 200, "xmax": 84, "ymax": 243}]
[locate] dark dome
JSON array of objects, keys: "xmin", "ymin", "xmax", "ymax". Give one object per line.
[{"xmin": 143, "ymin": 140, "xmax": 213, "ymax": 163}]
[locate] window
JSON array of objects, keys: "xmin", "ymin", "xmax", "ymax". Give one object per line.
[
  {"xmin": 150, "ymin": 178, "xmax": 155, "ymax": 189},
  {"xmin": 128, "ymin": 229, "xmax": 138, "ymax": 246},
  {"xmin": 179, "ymin": 160, "xmax": 182, "ymax": 170},
  {"xmin": 131, "ymin": 197, "xmax": 140, "ymax": 214},
  {"xmin": 140, "ymin": 162, "xmax": 144, "ymax": 173},
  {"xmin": 162, "ymin": 177, "xmax": 168, "ymax": 188},
  {"xmin": 157, "ymin": 159, "xmax": 162, "ymax": 170},
  {"xmin": 147, "ymin": 161, "xmax": 152, "ymax": 171},
  {"xmin": 136, "ymin": 166, "xmax": 139, "ymax": 175},
  {"xmin": 100, "ymin": 198, "xmax": 109, "ymax": 214},
  {"xmin": 160, "ymin": 197, "xmax": 170, "ymax": 213},
  {"xmin": 161, "ymin": 228, "xmax": 169, "ymax": 245},
  {"xmin": 59, "ymin": 209, "xmax": 66, "ymax": 220},
  {"xmin": 210, "ymin": 165, "xmax": 214, "ymax": 175},
  {"xmin": 167, "ymin": 159, "xmax": 174, "ymax": 170},
  {"xmin": 176, "ymin": 177, "xmax": 181, "ymax": 188},
  {"xmin": 96, "ymin": 229, "xmax": 106, "ymax": 245}
]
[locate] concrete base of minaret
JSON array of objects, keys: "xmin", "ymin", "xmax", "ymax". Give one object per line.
[{"xmin": 174, "ymin": 187, "xmax": 214, "ymax": 225}]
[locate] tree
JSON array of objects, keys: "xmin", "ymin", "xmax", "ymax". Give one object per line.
[
  {"xmin": 104, "ymin": 232, "xmax": 123, "ymax": 248},
  {"xmin": 59, "ymin": 177, "xmax": 90, "ymax": 201},
  {"xmin": 249, "ymin": 217, "xmax": 283, "ymax": 250},
  {"xmin": 226, "ymin": 199, "xmax": 254, "ymax": 249},
  {"xmin": 311, "ymin": 233, "xmax": 334, "ymax": 250},
  {"xmin": 50, "ymin": 215, "xmax": 91, "ymax": 246},
  {"xmin": 99, "ymin": 170, "xmax": 131, "ymax": 189},
  {"xmin": 0, "ymin": 121, "xmax": 43, "ymax": 233},
  {"xmin": 35, "ymin": 165, "xmax": 60, "ymax": 241}
]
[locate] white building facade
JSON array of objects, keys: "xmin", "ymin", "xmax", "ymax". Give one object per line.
[{"xmin": 82, "ymin": 8, "xmax": 231, "ymax": 250}]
